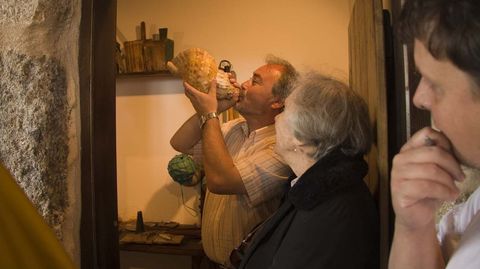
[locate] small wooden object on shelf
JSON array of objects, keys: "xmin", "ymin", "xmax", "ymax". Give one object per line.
[{"xmin": 123, "ymin": 21, "xmax": 174, "ymax": 73}]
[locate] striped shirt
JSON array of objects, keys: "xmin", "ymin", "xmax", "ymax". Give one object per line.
[{"xmin": 193, "ymin": 117, "xmax": 292, "ymax": 266}]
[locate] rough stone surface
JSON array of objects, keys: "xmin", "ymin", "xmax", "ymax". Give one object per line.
[
  {"xmin": 0, "ymin": 1, "xmax": 37, "ymax": 25},
  {"xmin": 0, "ymin": 0, "xmax": 72, "ymax": 27},
  {"xmin": 0, "ymin": 50, "xmax": 69, "ymax": 238}
]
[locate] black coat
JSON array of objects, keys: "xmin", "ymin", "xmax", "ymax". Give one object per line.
[{"xmin": 238, "ymin": 150, "xmax": 379, "ymax": 269}]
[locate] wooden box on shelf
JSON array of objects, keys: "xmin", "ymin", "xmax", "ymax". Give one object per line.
[{"xmin": 123, "ymin": 22, "xmax": 174, "ymax": 74}]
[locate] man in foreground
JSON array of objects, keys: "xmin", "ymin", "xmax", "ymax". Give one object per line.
[{"xmin": 389, "ymin": 0, "xmax": 480, "ymax": 268}]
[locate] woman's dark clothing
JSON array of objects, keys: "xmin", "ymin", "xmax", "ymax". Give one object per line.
[{"xmin": 238, "ymin": 150, "xmax": 379, "ymax": 269}]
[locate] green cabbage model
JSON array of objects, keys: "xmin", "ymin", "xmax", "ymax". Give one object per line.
[{"xmin": 167, "ymin": 154, "xmax": 202, "ymax": 186}]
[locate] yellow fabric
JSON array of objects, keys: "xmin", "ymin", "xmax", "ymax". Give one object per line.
[{"xmin": 0, "ymin": 163, "xmax": 76, "ymax": 269}]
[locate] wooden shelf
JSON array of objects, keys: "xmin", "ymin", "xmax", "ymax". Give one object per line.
[
  {"xmin": 116, "ymin": 70, "xmax": 175, "ymax": 79},
  {"xmin": 119, "ymin": 224, "xmax": 206, "ymax": 269}
]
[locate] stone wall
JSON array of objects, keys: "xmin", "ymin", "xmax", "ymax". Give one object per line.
[
  {"xmin": 0, "ymin": 50, "xmax": 68, "ymax": 236},
  {"xmin": 0, "ymin": 0, "xmax": 81, "ymax": 265}
]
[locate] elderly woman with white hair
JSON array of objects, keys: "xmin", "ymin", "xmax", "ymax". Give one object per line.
[{"xmin": 236, "ymin": 72, "xmax": 379, "ymax": 269}]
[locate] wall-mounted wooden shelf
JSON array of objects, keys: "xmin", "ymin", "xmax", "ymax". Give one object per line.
[{"xmin": 116, "ymin": 70, "xmax": 174, "ymax": 79}]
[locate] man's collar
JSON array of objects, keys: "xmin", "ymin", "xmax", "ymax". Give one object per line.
[{"xmin": 240, "ymin": 121, "xmax": 275, "ymax": 142}]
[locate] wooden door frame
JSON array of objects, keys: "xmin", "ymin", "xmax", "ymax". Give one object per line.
[
  {"xmin": 348, "ymin": 0, "xmax": 391, "ymax": 267},
  {"xmin": 79, "ymin": 0, "xmax": 119, "ymax": 268}
]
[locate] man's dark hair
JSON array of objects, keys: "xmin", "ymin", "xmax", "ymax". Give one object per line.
[{"xmin": 398, "ymin": 0, "xmax": 480, "ymax": 88}]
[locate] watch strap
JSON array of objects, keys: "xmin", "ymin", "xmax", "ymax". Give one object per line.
[{"xmin": 199, "ymin": 112, "xmax": 219, "ymax": 129}]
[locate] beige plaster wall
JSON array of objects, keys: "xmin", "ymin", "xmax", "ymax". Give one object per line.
[
  {"xmin": 116, "ymin": 77, "xmax": 201, "ymax": 225},
  {"xmin": 117, "ymin": 0, "xmax": 353, "ymax": 80}
]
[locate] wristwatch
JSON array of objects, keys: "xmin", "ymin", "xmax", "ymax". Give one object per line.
[{"xmin": 199, "ymin": 112, "xmax": 219, "ymax": 129}]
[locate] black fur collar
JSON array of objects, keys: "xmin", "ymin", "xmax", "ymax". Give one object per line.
[{"xmin": 288, "ymin": 149, "xmax": 368, "ymax": 210}]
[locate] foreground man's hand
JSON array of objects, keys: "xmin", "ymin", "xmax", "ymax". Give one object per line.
[
  {"xmin": 184, "ymin": 80, "xmax": 239, "ymax": 115},
  {"xmin": 391, "ymin": 127, "xmax": 465, "ymax": 231}
]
